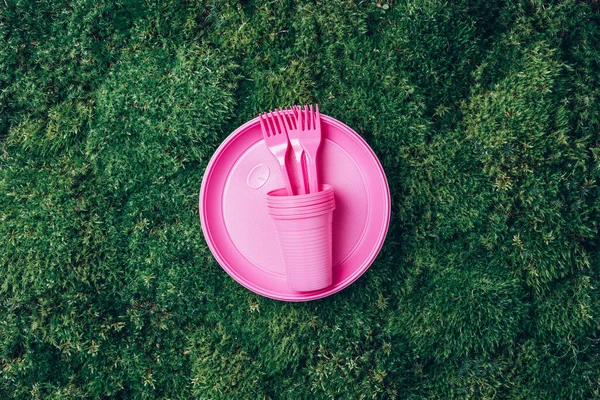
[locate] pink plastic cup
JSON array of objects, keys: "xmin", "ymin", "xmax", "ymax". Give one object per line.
[{"xmin": 267, "ymin": 186, "xmax": 335, "ymax": 292}]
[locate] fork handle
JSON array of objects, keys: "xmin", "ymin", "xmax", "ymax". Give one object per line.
[
  {"xmin": 280, "ymin": 163, "xmax": 294, "ymax": 196},
  {"xmin": 306, "ymin": 153, "xmax": 319, "ymax": 193},
  {"xmin": 300, "ymin": 153, "xmax": 309, "ymax": 195}
]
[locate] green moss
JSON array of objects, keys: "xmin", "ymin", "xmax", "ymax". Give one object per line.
[{"xmin": 1, "ymin": 0, "xmax": 600, "ymax": 398}]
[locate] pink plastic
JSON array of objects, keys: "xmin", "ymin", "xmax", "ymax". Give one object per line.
[
  {"xmin": 267, "ymin": 188, "xmax": 335, "ymax": 224},
  {"xmin": 199, "ymin": 111, "xmax": 390, "ymax": 302},
  {"xmin": 267, "ymin": 185, "xmax": 334, "ymax": 217},
  {"xmin": 278, "ymin": 107, "xmax": 308, "ymax": 194},
  {"xmin": 267, "ymin": 188, "xmax": 335, "ymax": 292},
  {"xmin": 268, "ymin": 204, "xmax": 334, "ymax": 217},
  {"xmin": 259, "ymin": 112, "xmax": 294, "ymax": 195},
  {"xmin": 266, "ymin": 184, "xmax": 334, "ymax": 207},
  {"xmin": 297, "ymin": 105, "xmax": 322, "ymax": 193}
]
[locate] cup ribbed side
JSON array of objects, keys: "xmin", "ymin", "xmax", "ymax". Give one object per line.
[
  {"xmin": 267, "ymin": 186, "xmax": 335, "ymax": 292},
  {"xmin": 274, "ymin": 213, "xmax": 333, "ymax": 292}
]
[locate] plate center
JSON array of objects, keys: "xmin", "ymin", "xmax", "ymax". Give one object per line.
[{"xmin": 223, "ymin": 138, "xmax": 368, "ymax": 275}]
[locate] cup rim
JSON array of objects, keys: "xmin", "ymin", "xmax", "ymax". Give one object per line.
[
  {"xmin": 267, "ymin": 203, "xmax": 335, "ymax": 216},
  {"xmin": 267, "ymin": 184, "xmax": 334, "ymax": 201},
  {"xmin": 267, "ymin": 206, "xmax": 335, "ymax": 220},
  {"xmin": 267, "ymin": 197, "xmax": 334, "ymax": 209},
  {"xmin": 267, "ymin": 191, "xmax": 334, "ymax": 203},
  {"xmin": 267, "ymin": 199, "xmax": 335, "ymax": 213}
]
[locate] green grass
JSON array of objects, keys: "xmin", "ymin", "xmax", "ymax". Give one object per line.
[{"xmin": 1, "ymin": 0, "xmax": 600, "ymax": 398}]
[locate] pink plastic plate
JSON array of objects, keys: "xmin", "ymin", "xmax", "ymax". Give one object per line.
[{"xmin": 199, "ymin": 113, "xmax": 390, "ymax": 301}]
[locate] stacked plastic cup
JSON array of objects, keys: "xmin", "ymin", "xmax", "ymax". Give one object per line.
[{"xmin": 266, "ymin": 184, "xmax": 335, "ymax": 292}]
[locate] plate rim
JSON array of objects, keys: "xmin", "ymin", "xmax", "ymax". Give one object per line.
[{"xmin": 199, "ymin": 114, "xmax": 390, "ymax": 301}]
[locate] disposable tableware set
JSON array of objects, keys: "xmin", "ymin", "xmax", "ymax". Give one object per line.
[
  {"xmin": 200, "ymin": 105, "xmax": 390, "ymax": 301},
  {"xmin": 259, "ymin": 105, "xmax": 335, "ymax": 292}
]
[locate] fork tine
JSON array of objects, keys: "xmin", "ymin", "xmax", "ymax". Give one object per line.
[
  {"xmin": 268, "ymin": 112, "xmax": 276, "ymax": 137},
  {"xmin": 284, "ymin": 107, "xmax": 296, "ymax": 129},
  {"xmin": 283, "ymin": 108, "xmax": 294, "ymax": 131},
  {"xmin": 270, "ymin": 112, "xmax": 278, "ymax": 137},
  {"xmin": 267, "ymin": 110, "xmax": 277, "ymax": 136},
  {"xmin": 309, "ymin": 104, "xmax": 314, "ymax": 130},
  {"xmin": 285, "ymin": 107, "xmax": 293, "ymax": 130},
  {"xmin": 259, "ymin": 113, "xmax": 269, "ymax": 138},
  {"xmin": 276, "ymin": 108, "xmax": 285, "ymax": 130},
  {"xmin": 270, "ymin": 110, "xmax": 278, "ymax": 134},
  {"xmin": 274, "ymin": 109, "xmax": 287, "ymax": 133},
  {"xmin": 295, "ymin": 106, "xmax": 299, "ymax": 131},
  {"xmin": 270, "ymin": 110, "xmax": 278, "ymax": 132},
  {"xmin": 304, "ymin": 105, "xmax": 309, "ymax": 131},
  {"xmin": 295, "ymin": 106, "xmax": 302, "ymax": 128},
  {"xmin": 280, "ymin": 112, "xmax": 286, "ymax": 133},
  {"xmin": 315, "ymin": 104, "xmax": 320, "ymax": 127}
]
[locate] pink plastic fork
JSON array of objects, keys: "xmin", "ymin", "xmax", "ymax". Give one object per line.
[
  {"xmin": 277, "ymin": 107, "xmax": 308, "ymax": 194},
  {"xmin": 259, "ymin": 111, "xmax": 294, "ymax": 196},
  {"xmin": 297, "ymin": 104, "xmax": 322, "ymax": 193}
]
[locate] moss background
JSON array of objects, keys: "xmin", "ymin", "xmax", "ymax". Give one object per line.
[{"xmin": 1, "ymin": 0, "xmax": 600, "ymax": 398}]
